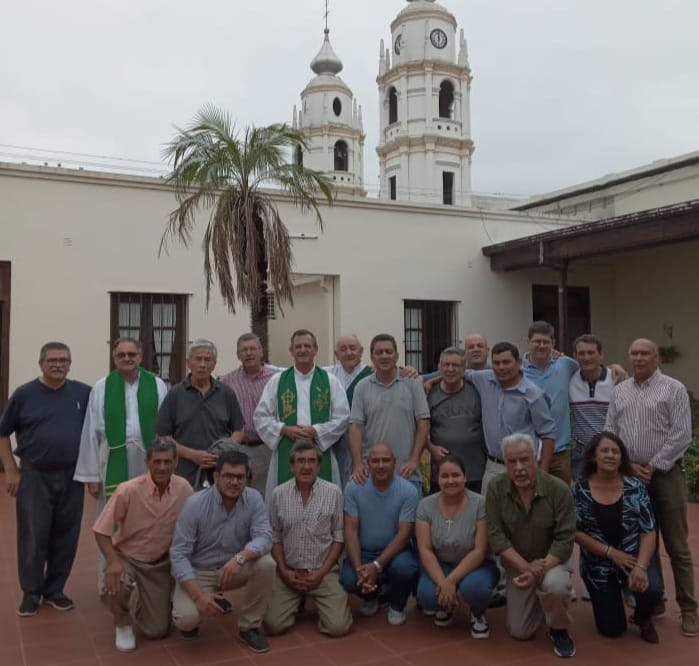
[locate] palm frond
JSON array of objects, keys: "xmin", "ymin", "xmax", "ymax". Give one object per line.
[{"xmin": 161, "ymin": 105, "xmax": 333, "ymax": 323}]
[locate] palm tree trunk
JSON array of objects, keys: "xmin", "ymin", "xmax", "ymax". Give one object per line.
[{"xmin": 251, "ymin": 214, "xmax": 270, "ymax": 360}]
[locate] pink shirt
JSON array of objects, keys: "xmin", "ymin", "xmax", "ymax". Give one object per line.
[
  {"xmin": 220, "ymin": 365, "xmax": 277, "ymax": 442},
  {"xmin": 93, "ymin": 473, "xmax": 193, "ymax": 562}
]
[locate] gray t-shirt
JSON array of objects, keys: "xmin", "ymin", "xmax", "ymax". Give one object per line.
[
  {"xmin": 416, "ymin": 490, "xmax": 486, "ymax": 564},
  {"xmin": 349, "ymin": 373, "xmax": 430, "ymax": 482},
  {"xmin": 428, "ymin": 382, "xmax": 486, "ymax": 483}
]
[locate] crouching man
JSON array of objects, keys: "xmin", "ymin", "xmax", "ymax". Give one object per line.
[
  {"xmin": 93, "ymin": 439, "xmax": 193, "ymax": 652},
  {"xmin": 170, "ymin": 450, "xmax": 276, "ymax": 653},
  {"xmin": 486, "ymin": 434, "xmax": 576, "ymax": 658},
  {"xmin": 340, "ymin": 443, "xmax": 420, "ymax": 625},
  {"xmin": 264, "ymin": 441, "xmax": 352, "ymax": 637}
]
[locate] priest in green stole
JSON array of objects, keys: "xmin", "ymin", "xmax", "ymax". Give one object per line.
[
  {"xmin": 75, "ymin": 338, "xmax": 168, "ymax": 505},
  {"xmin": 253, "ymin": 329, "xmax": 350, "ymax": 499}
]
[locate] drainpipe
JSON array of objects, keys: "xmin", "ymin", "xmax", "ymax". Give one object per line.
[{"xmin": 558, "ymin": 260, "xmax": 569, "ymax": 355}]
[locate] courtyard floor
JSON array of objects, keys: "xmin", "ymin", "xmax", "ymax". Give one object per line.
[{"xmin": 0, "ymin": 477, "xmax": 697, "ymax": 666}]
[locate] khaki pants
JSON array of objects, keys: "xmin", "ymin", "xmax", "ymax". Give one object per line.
[
  {"xmin": 264, "ymin": 567, "xmax": 352, "ymax": 637},
  {"xmin": 108, "ymin": 554, "xmax": 173, "ymax": 639},
  {"xmin": 648, "ymin": 463, "xmax": 697, "ymax": 614},
  {"xmin": 481, "ymin": 459, "xmax": 505, "ymax": 498},
  {"xmin": 505, "ymin": 560, "xmax": 572, "ymax": 640},
  {"xmin": 172, "ymin": 555, "xmax": 276, "ymax": 631}
]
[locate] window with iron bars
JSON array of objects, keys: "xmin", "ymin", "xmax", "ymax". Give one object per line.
[
  {"xmin": 110, "ymin": 292, "xmax": 188, "ymax": 385},
  {"xmin": 404, "ymin": 300, "xmax": 457, "ymax": 374}
]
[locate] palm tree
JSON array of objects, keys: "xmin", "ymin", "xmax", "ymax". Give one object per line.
[{"xmin": 160, "ymin": 104, "xmax": 333, "ymax": 353}]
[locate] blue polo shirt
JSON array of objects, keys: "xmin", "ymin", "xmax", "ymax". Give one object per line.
[
  {"xmin": 465, "ymin": 369, "xmax": 555, "ymax": 459},
  {"xmin": 522, "ymin": 355, "xmax": 578, "ymax": 453}
]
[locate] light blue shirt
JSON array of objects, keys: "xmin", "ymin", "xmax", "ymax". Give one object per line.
[
  {"xmin": 170, "ymin": 485, "xmax": 272, "ymax": 583},
  {"xmin": 344, "ymin": 475, "xmax": 418, "ymax": 552},
  {"xmin": 522, "ymin": 355, "xmax": 578, "ymax": 453},
  {"xmin": 466, "ymin": 369, "xmax": 556, "ymax": 459}
]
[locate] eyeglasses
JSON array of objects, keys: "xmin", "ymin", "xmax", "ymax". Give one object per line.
[
  {"xmin": 218, "ymin": 472, "xmax": 247, "ymax": 483},
  {"xmin": 114, "ymin": 351, "xmax": 140, "ymax": 359},
  {"xmin": 45, "ymin": 358, "xmax": 71, "ymax": 365}
]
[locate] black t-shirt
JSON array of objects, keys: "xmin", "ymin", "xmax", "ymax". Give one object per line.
[
  {"xmin": 156, "ymin": 376, "xmax": 244, "ymax": 485},
  {"xmin": 0, "ymin": 378, "xmax": 91, "ymax": 467}
]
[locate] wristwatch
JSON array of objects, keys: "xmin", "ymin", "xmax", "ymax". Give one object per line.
[
  {"xmin": 234, "ymin": 553, "xmax": 247, "ymax": 566},
  {"xmin": 372, "ymin": 559, "xmax": 383, "ymax": 573}
]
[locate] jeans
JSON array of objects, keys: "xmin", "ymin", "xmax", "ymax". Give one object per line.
[
  {"xmin": 416, "ymin": 559, "xmax": 498, "ymax": 616},
  {"xmin": 16, "ymin": 465, "xmax": 84, "ymax": 599},
  {"xmin": 340, "ymin": 547, "xmax": 419, "ymax": 611},
  {"xmin": 584, "ymin": 560, "xmax": 664, "ymax": 637}
]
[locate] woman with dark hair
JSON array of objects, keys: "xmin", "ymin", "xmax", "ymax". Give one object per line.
[
  {"xmin": 572, "ymin": 431, "xmax": 663, "ymax": 643},
  {"xmin": 415, "ymin": 455, "xmax": 498, "ymax": 638}
]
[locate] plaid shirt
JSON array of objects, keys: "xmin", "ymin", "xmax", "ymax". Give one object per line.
[
  {"xmin": 220, "ymin": 365, "xmax": 277, "ymax": 442},
  {"xmin": 268, "ymin": 478, "xmax": 344, "ymax": 570}
]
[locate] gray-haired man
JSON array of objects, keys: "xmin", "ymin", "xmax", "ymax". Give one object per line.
[{"xmin": 156, "ymin": 339, "xmax": 244, "ymax": 486}]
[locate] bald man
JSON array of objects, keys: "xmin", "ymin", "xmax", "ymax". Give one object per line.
[
  {"xmin": 605, "ymin": 338, "xmax": 697, "ymax": 638},
  {"xmin": 463, "ymin": 334, "xmax": 490, "ymax": 371}
]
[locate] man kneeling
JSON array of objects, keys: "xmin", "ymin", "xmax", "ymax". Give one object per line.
[
  {"xmin": 340, "ymin": 443, "xmax": 419, "ymax": 625},
  {"xmin": 264, "ymin": 441, "xmax": 352, "ymax": 636},
  {"xmin": 93, "ymin": 439, "xmax": 193, "ymax": 652},
  {"xmin": 170, "ymin": 450, "xmax": 276, "ymax": 653}
]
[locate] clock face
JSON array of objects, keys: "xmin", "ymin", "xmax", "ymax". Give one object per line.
[
  {"xmin": 430, "ymin": 28, "xmax": 447, "ymax": 49},
  {"xmin": 394, "ymin": 35, "xmax": 402, "ymax": 55}
]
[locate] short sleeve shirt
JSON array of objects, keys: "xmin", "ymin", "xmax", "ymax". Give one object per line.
[
  {"xmin": 0, "ymin": 378, "xmax": 91, "ymax": 467},
  {"xmin": 344, "ymin": 476, "xmax": 419, "ymax": 551},
  {"xmin": 156, "ymin": 376, "xmax": 244, "ymax": 484},
  {"xmin": 417, "ymin": 490, "xmax": 486, "ymax": 564}
]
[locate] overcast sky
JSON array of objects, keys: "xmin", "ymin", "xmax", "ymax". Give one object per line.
[{"xmin": 2, "ymin": 0, "xmax": 698, "ymax": 197}]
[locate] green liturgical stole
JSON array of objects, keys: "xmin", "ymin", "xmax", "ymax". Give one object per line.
[
  {"xmin": 103, "ymin": 368, "xmax": 158, "ymax": 498},
  {"xmin": 276, "ymin": 366, "xmax": 332, "ymax": 484},
  {"xmin": 345, "ymin": 365, "xmax": 372, "ymax": 407}
]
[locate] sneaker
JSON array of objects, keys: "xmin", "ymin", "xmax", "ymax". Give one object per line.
[
  {"xmin": 548, "ymin": 628, "xmax": 576, "ymax": 658},
  {"xmin": 470, "ymin": 612, "xmax": 490, "ymax": 639},
  {"xmin": 387, "ymin": 607, "xmax": 407, "ymax": 626},
  {"xmin": 115, "ymin": 625, "xmax": 136, "ymax": 652},
  {"xmin": 179, "ymin": 627, "xmax": 199, "ymax": 640},
  {"xmin": 638, "ymin": 618, "xmax": 659, "ymax": 644},
  {"xmin": 569, "ymin": 588, "xmax": 577, "ymax": 602},
  {"xmin": 239, "ymin": 628, "xmax": 269, "ymax": 654},
  {"xmin": 17, "ymin": 595, "xmax": 39, "ymax": 617},
  {"xmin": 360, "ymin": 598, "xmax": 379, "ymax": 617},
  {"xmin": 43, "ymin": 594, "xmax": 75, "ymax": 611},
  {"xmin": 681, "ymin": 611, "xmax": 699, "ymax": 637},
  {"xmin": 420, "ymin": 606, "xmax": 436, "ymax": 617},
  {"xmin": 581, "ymin": 587, "xmax": 591, "ymax": 602},
  {"xmin": 434, "ymin": 609, "xmax": 453, "ymax": 627}
]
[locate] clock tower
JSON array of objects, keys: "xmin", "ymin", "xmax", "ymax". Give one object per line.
[
  {"xmin": 377, "ymin": 0, "xmax": 473, "ymax": 206},
  {"xmin": 293, "ymin": 24, "xmax": 366, "ymax": 197}
]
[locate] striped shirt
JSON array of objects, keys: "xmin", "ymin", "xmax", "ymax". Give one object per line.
[
  {"xmin": 569, "ymin": 366, "xmax": 615, "ymax": 445},
  {"xmin": 604, "ymin": 369, "xmax": 692, "ymax": 471},
  {"xmin": 268, "ymin": 477, "xmax": 344, "ymax": 570},
  {"xmin": 220, "ymin": 365, "xmax": 277, "ymax": 442}
]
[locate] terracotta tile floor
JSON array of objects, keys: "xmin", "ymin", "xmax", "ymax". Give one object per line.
[{"xmin": 1, "ymin": 478, "xmax": 697, "ymax": 665}]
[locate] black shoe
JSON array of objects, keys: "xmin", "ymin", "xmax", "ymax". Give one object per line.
[
  {"xmin": 17, "ymin": 595, "xmax": 40, "ymax": 617},
  {"xmin": 180, "ymin": 627, "xmax": 200, "ymax": 640},
  {"xmin": 489, "ymin": 592, "xmax": 507, "ymax": 609},
  {"xmin": 638, "ymin": 618, "xmax": 659, "ymax": 644},
  {"xmin": 239, "ymin": 628, "xmax": 269, "ymax": 654},
  {"xmin": 43, "ymin": 594, "xmax": 75, "ymax": 611},
  {"xmin": 548, "ymin": 629, "xmax": 576, "ymax": 658}
]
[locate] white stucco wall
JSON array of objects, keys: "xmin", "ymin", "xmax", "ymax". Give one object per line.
[{"xmin": 611, "ymin": 241, "xmax": 699, "ymax": 394}]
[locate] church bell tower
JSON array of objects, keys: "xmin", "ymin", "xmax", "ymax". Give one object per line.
[{"xmin": 377, "ymin": 0, "xmax": 474, "ymax": 205}]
